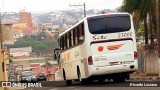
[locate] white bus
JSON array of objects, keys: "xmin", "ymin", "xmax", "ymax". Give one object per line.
[{"xmin": 54, "ymin": 13, "xmax": 138, "ymax": 84}]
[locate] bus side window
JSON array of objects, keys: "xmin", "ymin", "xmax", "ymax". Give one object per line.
[
  {"xmin": 57, "ymin": 39, "xmax": 59, "ymax": 47},
  {"xmin": 58, "ymin": 38, "xmax": 60, "ymax": 49},
  {"xmin": 62, "ymin": 36, "xmax": 65, "ymax": 50},
  {"xmin": 67, "ymin": 32, "xmax": 71, "ymax": 48},
  {"xmin": 68, "ymin": 31, "xmax": 72, "ymax": 48},
  {"xmin": 75, "ymin": 28, "xmax": 78, "ymax": 45},
  {"xmin": 77, "ymin": 26, "xmax": 80, "ymax": 43},
  {"xmin": 65, "ymin": 34, "xmax": 68, "ymax": 49},
  {"xmin": 71, "ymin": 30, "xmax": 74, "ymax": 47},
  {"xmin": 73, "ymin": 29, "xmax": 76, "ymax": 46},
  {"xmin": 82, "ymin": 23, "xmax": 84, "ymax": 36},
  {"xmin": 78, "ymin": 23, "xmax": 85, "ymax": 43}
]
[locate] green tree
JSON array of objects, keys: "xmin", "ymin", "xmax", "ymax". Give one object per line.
[
  {"xmin": 22, "ymin": 35, "xmax": 33, "ymax": 41},
  {"xmin": 37, "ymin": 32, "xmax": 47, "ymax": 40},
  {"xmin": 7, "ymin": 40, "xmax": 57, "ymax": 56},
  {"xmin": 122, "ymin": 0, "xmax": 155, "ymax": 46},
  {"xmin": 30, "ymin": 35, "xmax": 37, "ymax": 40}
]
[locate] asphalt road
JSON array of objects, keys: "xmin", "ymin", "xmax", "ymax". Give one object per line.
[{"xmin": 24, "ymin": 80, "xmax": 160, "ymax": 90}]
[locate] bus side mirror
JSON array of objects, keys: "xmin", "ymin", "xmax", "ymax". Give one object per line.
[
  {"xmin": 54, "ymin": 54, "xmax": 57, "ymax": 60},
  {"xmin": 54, "ymin": 48, "xmax": 60, "ymax": 60}
]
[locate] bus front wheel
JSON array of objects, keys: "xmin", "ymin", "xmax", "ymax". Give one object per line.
[{"xmin": 63, "ymin": 69, "xmax": 72, "ymax": 85}]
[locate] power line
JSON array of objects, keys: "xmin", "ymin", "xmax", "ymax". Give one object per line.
[
  {"xmin": 60, "ymin": 11, "xmax": 79, "ymax": 22},
  {"xmin": 69, "ymin": 3, "xmax": 86, "ymax": 17},
  {"xmin": 86, "ymin": 0, "xmax": 119, "ymax": 9},
  {"xmin": 87, "ymin": 0, "xmax": 116, "ymax": 7}
]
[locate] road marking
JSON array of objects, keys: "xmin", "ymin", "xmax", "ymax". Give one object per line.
[
  {"xmin": 50, "ymin": 88, "xmax": 58, "ymax": 90},
  {"xmin": 68, "ymin": 86, "xmax": 77, "ymax": 88}
]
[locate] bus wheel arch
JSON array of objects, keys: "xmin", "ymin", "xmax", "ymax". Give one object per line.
[
  {"xmin": 63, "ymin": 69, "xmax": 72, "ymax": 85},
  {"xmin": 77, "ymin": 65, "xmax": 82, "ymax": 82},
  {"xmin": 62, "ymin": 69, "xmax": 66, "ymax": 80}
]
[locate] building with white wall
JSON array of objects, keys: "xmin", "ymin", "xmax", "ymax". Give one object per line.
[{"xmin": 9, "ymin": 46, "xmax": 32, "ymax": 57}]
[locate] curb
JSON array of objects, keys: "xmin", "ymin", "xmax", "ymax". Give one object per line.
[{"xmin": 130, "ymin": 77, "xmax": 160, "ymax": 80}]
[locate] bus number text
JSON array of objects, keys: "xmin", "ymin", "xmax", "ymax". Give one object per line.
[{"xmin": 118, "ymin": 32, "xmax": 132, "ymax": 38}]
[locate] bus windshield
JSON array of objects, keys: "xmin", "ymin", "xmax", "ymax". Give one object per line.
[{"xmin": 87, "ymin": 14, "xmax": 131, "ymax": 34}]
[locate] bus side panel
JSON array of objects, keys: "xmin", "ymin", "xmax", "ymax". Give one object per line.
[
  {"xmin": 72, "ymin": 34, "xmax": 89, "ymax": 79},
  {"xmin": 83, "ymin": 19, "xmax": 95, "ymax": 78},
  {"xmin": 130, "ymin": 15, "xmax": 138, "ymax": 55},
  {"xmin": 59, "ymin": 37, "xmax": 90, "ymax": 80},
  {"xmin": 62, "ymin": 44, "xmax": 89, "ymax": 80},
  {"xmin": 70, "ymin": 20, "xmax": 92, "ymax": 79},
  {"xmin": 58, "ymin": 50, "xmax": 70, "ymax": 80},
  {"xmin": 70, "ymin": 20, "xmax": 92, "ymax": 80}
]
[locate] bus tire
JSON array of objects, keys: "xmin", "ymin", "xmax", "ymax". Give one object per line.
[
  {"xmin": 113, "ymin": 78, "xmax": 119, "ymax": 83},
  {"xmin": 63, "ymin": 69, "xmax": 72, "ymax": 85},
  {"xmin": 113, "ymin": 75, "xmax": 125, "ymax": 83},
  {"xmin": 66, "ymin": 80, "xmax": 72, "ymax": 85},
  {"xmin": 81, "ymin": 78, "xmax": 93, "ymax": 85},
  {"xmin": 81, "ymin": 79, "xmax": 87, "ymax": 85},
  {"xmin": 119, "ymin": 76, "xmax": 125, "ymax": 82},
  {"xmin": 119, "ymin": 78, "xmax": 125, "ymax": 82},
  {"xmin": 98, "ymin": 79, "xmax": 105, "ymax": 83}
]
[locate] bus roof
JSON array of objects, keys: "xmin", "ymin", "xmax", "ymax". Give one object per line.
[{"xmin": 58, "ymin": 12, "xmax": 130, "ymax": 38}]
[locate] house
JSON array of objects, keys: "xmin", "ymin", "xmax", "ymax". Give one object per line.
[{"xmin": 9, "ymin": 46, "xmax": 32, "ymax": 57}]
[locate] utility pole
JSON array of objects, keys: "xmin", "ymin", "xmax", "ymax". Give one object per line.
[
  {"xmin": 69, "ymin": 3, "xmax": 86, "ymax": 17},
  {"xmin": 156, "ymin": 0, "xmax": 160, "ymax": 57},
  {"xmin": 84, "ymin": 3, "xmax": 86, "ymax": 17}
]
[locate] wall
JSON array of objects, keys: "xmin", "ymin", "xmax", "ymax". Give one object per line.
[
  {"xmin": 4, "ymin": 52, "xmax": 9, "ymax": 81},
  {"xmin": 138, "ymin": 48, "xmax": 160, "ymax": 75},
  {"xmin": 0, "ymin": 46, "xmax": 5, "ymax": 82},
  {"xmin": 1, "ymin": 3, "xmax": 6, "ymax": 90}
]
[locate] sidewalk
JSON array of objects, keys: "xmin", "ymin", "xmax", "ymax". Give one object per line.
[{"xmin": 130, "ymin": 72, "xmax": 160, "ymax": 80}]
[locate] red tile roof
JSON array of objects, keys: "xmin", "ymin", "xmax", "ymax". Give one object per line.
[
  {"xmin": 32, "ymin": 67, "xmax": 56, "ymax": 75},
  {"xmin": 30, "ymin": 64, "xmax": 40, "ymax": 67}
]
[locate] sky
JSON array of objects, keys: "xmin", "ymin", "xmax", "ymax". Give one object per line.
[{"xmin": 1, "ymin": 0, "xmax": 124, "ymax": 12}]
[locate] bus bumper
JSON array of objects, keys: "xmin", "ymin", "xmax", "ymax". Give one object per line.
[{"xmin": 88, "ymin": 60, "xmax": 138, "ymax": 77}]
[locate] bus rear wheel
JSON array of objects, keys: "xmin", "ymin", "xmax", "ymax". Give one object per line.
[
  {"xmin": 98, "ymin": 79, "xmax": 106, "ymax": 83},
  {"xmin": 66, "ymin": 80, "xmax": 72, "ymax": 85},
  {"xmin": 113, "ymin": 75, "xmax": 125, "ymax": 83}
]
